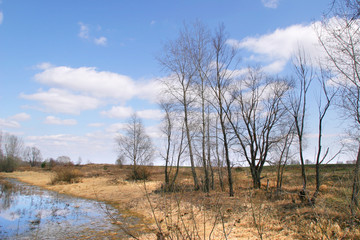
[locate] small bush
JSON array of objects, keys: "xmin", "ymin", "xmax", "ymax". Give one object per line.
[
  {"xmin": 0, "ymin": 156, "xmax": 19, "ymax": 172},
  {"xmin": 126, "ymin": 166, "xmax": 151, "ymax": 181},
  {"xmin": 51, "ymin": 166, "xmax": 83, "ymax": 184},
  {"xmin": 115, "ymin": 157, "xmax": 123, "ymax": 168},
  {"xmin": 234, "ymin": 166, "xmax": 244, "ymax": 172},
  {"xmin": 41, "ymin": 161, "xmax": 46, "ymax": 169}
]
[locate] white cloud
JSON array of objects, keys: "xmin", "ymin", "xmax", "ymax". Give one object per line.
[
  {"xmin": 44, "ymin": 116, "xmax": 77, "ymax": 125},
  {"xmin": 27, "ymin": 64, "xmax": 162, "ymax": 115},
  {"xmin": 78, "ymin": 22, "xmax": 89, "ymax": 39},
  {"xmin": 34, "ymin": 65, "xmax": 137, "ymax": 101},
  {"xmin": 25, "ymin": 121, "xmax": 161, "ymax": 163},
  {"xmin": 35, "ymin": 62, "xmax": 53, "ymax": 70},
  {"xmin": 0, "ymin": 113, "xmax": 30, "ymax": 129},
  {"xmin": 78, "ymin": 22, "xmax": 108, "ymax": 46},
  {"xmin": 145, "ymin": 124, "xmax": 162, "ymax": 139},
  {"xmin": 227, "ymin": 22, "xmax": 324, "ymax": 73},
  {"xmin": 262, "ymin": 0, "xmax": 279, "ymax": 9},
  {"xmin": 94, "ymin": 36, "xmax": 107, "ymax": 46},
  {"xmin": 150, "ymin": 20, "xmax": 156, "ymax": 25},
  {"xmin": 88, "ymin": 123, "xmax": 104, "ymax": 127},
  {"xmin": 137, "ymin": 109, "xmax": 163, "ymax": 120},
  {"xmin": 28, "ymin": 134, "xmax": 86, "ymax": 144},
  {"xmin": 106, "ymin": 123, "xmax": 126, "ymax": 133},
  {"xmin": 262, "ymin": 60, "xmax": 287, "ymax": 74},
  {"xmin": 26, "ymin": 132, "xmax": 116, "ymax": 163},
  {"xmin": 101, "ymin": 106, "xmax": 133, "ymax": 119},
  {"xmin": 0, "ymin": 118, "xmax": 20, "ymax": 128},
  {"xmin": 0, "ymin": 11, "xmax": 3, "ymax": 25},
  {"xmin": 20, "ymin": 88, "xmax": 101, "ymax": 114},
  {"xmin": 136, "ymin": 79, "xmax": 164, "ymax": 103},
  {"xmin": 10, "ymin": 113, "xmax": 31, "ymax": 121},
  {"xmin": 101, "ymin": 106, "xmax": 163, "ymax": 120}
]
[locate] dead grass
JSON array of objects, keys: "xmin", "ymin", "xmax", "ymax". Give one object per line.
[{"xmin": 0, "ymin": 164, "xmax": 359, "ymax": 239}]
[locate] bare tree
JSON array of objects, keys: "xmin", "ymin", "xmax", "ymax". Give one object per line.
[
  {"xmin": 208, "ymin": 24, "xmax": 238, "ymax": 196},
  {"xmin": 116, "ymin": 114, "xmax": 154, "ymax": 178},
  {"xmin": 24, "ymin": 146, "xmax": 42, "ymax": 167},
  {"xmin": 287, "ymin": 49, "xmax": 314, "ymax": 199},
  {"xmin": 311, "ymin": 67, "xmax": 339, "ymax": 203},
  {"xmin": 273, "ymin": 123, "xmax": 296, "ymax": 192},
  {"xmin": 4, "ymin": 133, "xmax": 24, "ymax": 159},
  {"xmin": 319, "ymin": 0, "xmax": 360, "ymax": 215},
  {"xmin": 56, "ymin": 156, "xmax": 72, "ymax": 165},
  {"xmin": 1, "ymin": 133, "xmax": 24, "ymax": 172},
  {"xmin": 186, "ymin": 21, "xmax": 213, "ymax": 193},
  {"xmin": 227, "ymin": 67, "xmax": 290, "ymax": 189},
  {"xmin": 158, "ymin": 26, "xmax": 200, "ymax": 190}
]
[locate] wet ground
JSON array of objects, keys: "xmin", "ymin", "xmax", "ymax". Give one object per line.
[{"xmin": 0, "ymin": 179, "xmax": 140, "ymax": 239}]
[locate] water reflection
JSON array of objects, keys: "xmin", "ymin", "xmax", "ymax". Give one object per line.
[
  {"xmin": 0, "ymin": 179, "xmax": 135, "ymax": 239},
  {"xmin": 0, "ymin": 181, "xmax": 15, "ymax": 211}
]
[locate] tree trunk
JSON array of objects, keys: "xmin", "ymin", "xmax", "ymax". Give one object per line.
[
  {"xmin": 165, "ymin": 161, "xmax": 169, "ymax": 187},
  {"xmin": 201, "ymin": 83, "xmax": 210, "ymax": 192},
  {"xmin": 216, "ymin": 125, "xmax": 225, "ymax": 191},
  {"xmin": 299, "ymin": 139, "xmax": 307, "ymax": 192},
  {"xmin": 276, "ymin": 160, "xmax": 282, "ymax": 191},
  {"xmin": 251, "ymin": 167, "xmax": 261, "ymax": 189},
  {"xmin": 218, "ymin": 89, "xmax": 233, "ymax": 196},
  {"xmin": 220, "ymin": 116, "xmax": 233, "ymax": 196},
  {"xmin": 183, "ymin": 101, "xmax": 200, "ymax": 191},
  {"xmin": 164, "ymin": 131, "xmax": 171, "ymax": 188},
  {"xmin": 202, "ymin": 97, "xmax": 209, "ymax": 193},
  {"xmin": 295, "ymin": 118, "xmax": 307, "ymax": 202},
  {"xmin": 311, "ymin": 161, "xmax": 321, "ymax": 204},
  {"xmin": 170, "ymin": 153, "xmax": 181, "ymax": 192},
  {"xmin": 351, "ymin": 143, "xmax": 360, "ymax": 218},
  {"xmin": 207, "ymin": 110, "xmax": 214, "ymax": 190}
]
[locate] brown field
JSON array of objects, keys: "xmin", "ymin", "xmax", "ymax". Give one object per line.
[{"xmin": 1, "ymin": 164, "xmax": 359, "ymax": 239}]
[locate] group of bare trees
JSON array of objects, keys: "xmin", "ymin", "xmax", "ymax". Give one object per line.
[
  {"xmin": 155, "ymin": 22, "xmax": 297, "ymax": 196},
  {"xmin": 0, "ymin": 131, "xmax": 42, "ymax": 172},
  {"xmin": 150, "ymin": 0, "xmax": 360, "ymax": 208},
  {"xmin": 155, "ymin": 21, "xmax": 339, "ymax": 200},
  {"xmin": 157, "ymin": 23, "xmax": 237, "ymax": 195}
]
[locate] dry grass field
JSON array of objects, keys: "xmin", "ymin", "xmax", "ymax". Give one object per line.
[{"xmin": 1, "ymin": 164, "xmax": 359, "ymax": 239}]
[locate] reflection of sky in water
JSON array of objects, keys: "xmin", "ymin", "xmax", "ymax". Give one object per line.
[{"xmin": 0, "ymin": 179, "xmax": 128, "ymax": 239}]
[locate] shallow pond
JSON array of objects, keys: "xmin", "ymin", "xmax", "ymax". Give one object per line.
[{"xmin": 0, "ymin": 179, "xmax": 139, "ymax": 239}]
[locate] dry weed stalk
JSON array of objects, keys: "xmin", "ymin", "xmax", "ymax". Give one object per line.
[
  {"xmin": 143, "ymin": 181, "xmax": 237, "ymax": 239},
  {"xmin": 248, "ymin": 189, "xmax": 265, "ymax": 240}
]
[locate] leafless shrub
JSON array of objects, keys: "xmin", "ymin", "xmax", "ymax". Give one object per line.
[
  {"xmin": 50, "ymin": 166, "xmax": 83, "ymax": 184},
  {"xmin": 126, "ymin": 166, "xmax": 151, "ymax": 181}
]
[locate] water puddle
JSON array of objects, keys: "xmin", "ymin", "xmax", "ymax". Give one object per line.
[{"xmin": 0, "ymin": 178, "xmax": 140, "ymax": 239}]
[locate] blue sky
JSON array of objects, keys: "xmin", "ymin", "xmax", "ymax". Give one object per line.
[{"xmin": 1, "ymin": 0, "xmax": 347, "ymax": 164}]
